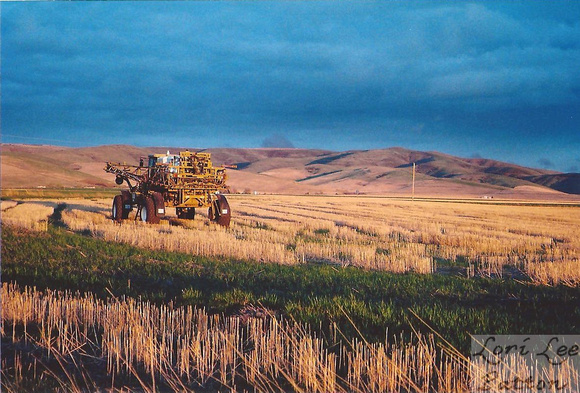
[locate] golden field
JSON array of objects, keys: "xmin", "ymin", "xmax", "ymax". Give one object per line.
[
  {"xmin": 3, "ymin": 195, "xmax": 580, "ymax": 286},
  {"xmin": 3, "ymin": 283, "xmax": 578, "ymax": 392},
  {"xmin": 3, "ymin": 194, "xmax": 580, "ymax": 392},
  {"xmin": 2, "ymin": 283, "xmax": 470, "ymax": 393}
]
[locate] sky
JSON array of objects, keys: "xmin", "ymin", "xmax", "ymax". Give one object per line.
[{"xmin": 2, "ymin": 1, "xmax": 580, "ymax": 173}]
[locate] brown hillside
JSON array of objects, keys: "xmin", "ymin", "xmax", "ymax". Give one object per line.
[{"xmin": 1, "ymin": 143, "xmax": 578, "ymax": 200}]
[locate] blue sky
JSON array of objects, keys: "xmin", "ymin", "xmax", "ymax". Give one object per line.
[{"xmin": 2, "ymin": 1, "xmax": 580, "ymax": 172}]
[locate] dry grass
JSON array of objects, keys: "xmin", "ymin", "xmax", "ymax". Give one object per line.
[
  {"xmin": 5, "ymin": 284, "xmax": 576, "ymax": 392},
  {"xmin": 0, "ymin": 201, "xmax": 54, "ymax": 231},
  {"xmin": 3, "ymin": 195, "xmax": 579, "ymax": 391},
  {"xmin": 1, "ymin": 200, "xmax": 19, "ymax": 211},
  {"xmin": 4, "ymin": 195, "xmax": 580, "ymax": 285},
  {"xmin": 1, "ymin": 283, "xmax": 471, "ymax": 392}
]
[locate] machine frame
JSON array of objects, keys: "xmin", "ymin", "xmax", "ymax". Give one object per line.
[{"xmin": 104, "ymin": 150, "xmax": 232, "ymax": 226}]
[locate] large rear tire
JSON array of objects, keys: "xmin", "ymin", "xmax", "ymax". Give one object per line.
[
  {"xmin": 209, "ymin": 194, "xmax": 231, "ymax": 227},
  {"xmin": 140, "ymin": 197, "xmax": 160, "ymax": 224},
  {"xmin": 112, "ymin": 195, "xmax": 124, "ymax": 223}
]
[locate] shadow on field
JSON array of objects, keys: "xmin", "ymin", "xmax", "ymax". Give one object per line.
[{"xmin": 48, "ymin": 203, "xmax": 68, "ymax": 228}]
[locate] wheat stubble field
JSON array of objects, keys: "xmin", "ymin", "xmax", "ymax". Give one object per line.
[
  {"xmin": 15, "ymin": 195, "xmax": 580, "ymax": 284},
  {"xmin": 2, "ymin": 194, "xmax": 580, "ymax": 392}
]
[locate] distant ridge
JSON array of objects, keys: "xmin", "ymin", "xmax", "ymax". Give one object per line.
[{"xmin": 1, "ymin": 143, "xmax": 578, "ymax": 199}]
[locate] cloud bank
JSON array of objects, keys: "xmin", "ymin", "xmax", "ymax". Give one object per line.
[{"xmin": 2, "ymin": 1, "xmax": 579, "ymax": 171}]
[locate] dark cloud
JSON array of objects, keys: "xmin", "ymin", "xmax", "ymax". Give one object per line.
[
  {"xmin": 538, "ymin": 158, "xmax": 554, "ymax": 169},
  {"xmin": 261, "ymin": 134, "xmax": 295, "ymax": 149},
  {"xmin": 1, "ymin": 1, "xmax": 579, "ymax": 171}
]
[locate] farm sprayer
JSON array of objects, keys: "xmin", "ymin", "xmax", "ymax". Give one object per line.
[{"xmin": 104, "ymin": 150, "xmax": 232, "ymax": 226}]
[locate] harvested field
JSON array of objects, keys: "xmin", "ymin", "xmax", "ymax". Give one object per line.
[
  {"xmin": 2, "ymin": 194, "xmax": 580, "ymax": 392},
  {"xmin": 29, "ymin": 195, "xmax": 580, "ymax": 286}
]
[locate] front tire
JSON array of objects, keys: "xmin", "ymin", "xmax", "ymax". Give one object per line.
[
  {"xmin": 140, "ymin": 197, "xmax": 160, "ymax": 224},
  {"xmin": 120, "ymin": 191, "xmax": 132, "ymax": 219},
  {"xmin": 112, "ymin": 195, "xmax": 123, "ymax": 223}
]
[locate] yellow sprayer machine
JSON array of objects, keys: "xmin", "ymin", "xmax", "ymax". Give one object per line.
[{"xmin": 104, "ymin": 150, "xmax": 232, "ymax": 226}]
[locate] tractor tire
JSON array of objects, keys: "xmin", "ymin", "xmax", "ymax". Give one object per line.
[
  {"xmin": 209, "ymin": 194, "xmax": 231, "ymax": 227},
  {"xmin": 215, "ymin": 194, "xmax": 231, "ymax": 227},
  {"xmin": 120, "ymin": 192, "xmax": 132, "ymax": 219},
  {"xmin": 140, "ymin": 197, "xmax": 160, "ymax": 224},
  {"xmin": 112, "ymin": 195, "xmax": 124, "ymax": 223}
]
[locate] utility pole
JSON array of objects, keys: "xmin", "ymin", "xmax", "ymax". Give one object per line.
[{"xmin": 412, "ymin": 162, "xmax": 416, "ymax": 200}]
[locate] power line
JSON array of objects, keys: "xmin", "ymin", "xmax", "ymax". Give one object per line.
[{"xmin": 412, "ymin": 162, "xmax": 416, "ymax": 200}]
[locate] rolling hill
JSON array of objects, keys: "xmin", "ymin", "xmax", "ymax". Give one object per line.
[{"xmin": 1, "ymin": 143, "xmax": 578, "ymax": 200}]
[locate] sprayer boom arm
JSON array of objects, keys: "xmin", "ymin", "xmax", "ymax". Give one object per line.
[{"xmin": 104, "ymin": 162, "xmax": 146, "ymax": 189}]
